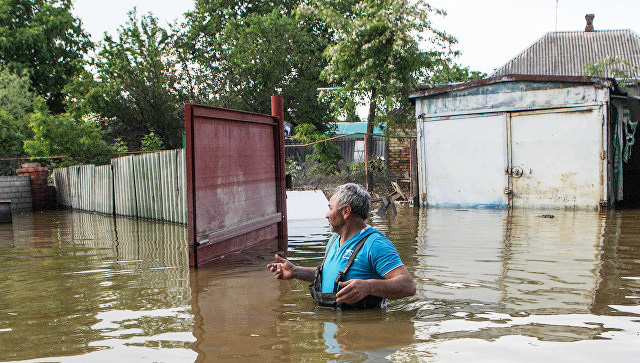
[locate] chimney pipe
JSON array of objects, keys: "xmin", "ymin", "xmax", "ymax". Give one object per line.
[{"xmin": 585, "ymin": 14, "xmax": 595, "ymax": 32}]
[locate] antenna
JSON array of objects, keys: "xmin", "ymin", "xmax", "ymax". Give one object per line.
[{"xmin": 555, "ymin": 0, "xmax": 559, "ymax": 31}]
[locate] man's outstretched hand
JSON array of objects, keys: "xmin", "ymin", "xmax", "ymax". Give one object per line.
[{"xmin": 267, "ymin": 254, "xmax": 295, "ymax": 280}]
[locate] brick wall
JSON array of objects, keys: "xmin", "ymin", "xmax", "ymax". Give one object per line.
[
  {"xmin": 387, "ymin": 137, "xmax": 412, "ymax": 179},
  {"xmin": 16, "ymin": 163, "xmax": 49, "ymax": 210},
  {"xmin": 0, "ymin": 176, "xmax": 32, "ymax": 212}
]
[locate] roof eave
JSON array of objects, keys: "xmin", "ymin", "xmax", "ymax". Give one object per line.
[{"xmin": 409, "ymin": 74, "xmax": 619, "ymax": 99}]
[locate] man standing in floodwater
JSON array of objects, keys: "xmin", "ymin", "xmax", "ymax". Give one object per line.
[{"xmin": 267, "ymin": 183, "xmax": 416, "ymax": 309}]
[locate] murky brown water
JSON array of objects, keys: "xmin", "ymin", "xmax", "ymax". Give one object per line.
[{"xmin": 0, "ymin": 207, "xmax": 639, "ymax": 362}]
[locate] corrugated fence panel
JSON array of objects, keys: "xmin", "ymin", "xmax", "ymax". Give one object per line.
[
  {"xmin": 135, "ymin": 153, "xmax": 150, "ymax": 219},
  {"xmin": 62, "ymin": 168, "xmax": 71, "ymax": 208},
  {"xmin": 53, "ymin": 167, "xmax": 71, "ymax": 208},
  {"xmin": 169, "ymin": 150, "xmax": 178, "ymax": 223},
  {"xmin": 132, "ymin": 155, "xmax": 143, "ymax": 218},
  {"xmin": 69, "ymin": 165, "xmax": 81, "ymax": 210},
  {"xmin": 79, "ymin": 165, "xmax": 95, "ymax": 212},
  {"xmin": 152, "ymin": 152, "xmax": 163, "ymax": 221},
  {"xmin": 112, "ymin": 155, "xmax": 137, "ymax": 217},
  {"xmin": 53, "ymin": 150, "xmax": 187, "ymax": 224},
  {"xmin": 94, "ymin": 165, "xmax": 113, "ymax": 214},
  {"xmin": 78, "ymin": 166, "xmax": 87, "ymax": 211},
  {"xmin": 160, "ymin": 150, "xmax": 172, "ymax": 222},
  {"xmin": 178, "ymin": 149, "xmax": 187, "ymax": 224},
  {"xmin": 162, "ymin": 149, "xmax": 184, "ymax": 224}
]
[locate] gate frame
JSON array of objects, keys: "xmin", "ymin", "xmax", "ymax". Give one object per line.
[{"xmin": 185, "ymin": 96, "xmax": 287, "ymax": 267}]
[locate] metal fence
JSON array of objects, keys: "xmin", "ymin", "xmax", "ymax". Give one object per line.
[
  {"xmin": 286, "ymin": 137, "xmax": 385, "ymax": 163},
  {"xmin": 53, "ymin": 149, "xmax": 187, "ymax": 224}
]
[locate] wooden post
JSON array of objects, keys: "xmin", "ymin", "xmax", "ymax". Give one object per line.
[
  {"xmin": 410, "ymin": 138, "xmax": 419, "ymax": 205},
  {"xmin": 364, "ymin": 133, "xmax": 370, "ymax": 190}
]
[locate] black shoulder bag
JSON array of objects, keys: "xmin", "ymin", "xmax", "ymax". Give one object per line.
[{"xmin": 308, "ymin": 233, "xmax": 385, "ymax": 310}]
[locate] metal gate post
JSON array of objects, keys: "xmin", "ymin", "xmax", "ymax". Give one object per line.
[{"xmin": 271, "ymin": 95, "xmax": 288, "ymax": 253}]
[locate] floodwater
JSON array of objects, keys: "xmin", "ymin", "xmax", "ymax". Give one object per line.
[{"xmin": 0, "ymin": 207, "xmax": 639, "ymax": 362}]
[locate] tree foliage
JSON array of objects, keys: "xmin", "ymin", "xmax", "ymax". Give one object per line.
[
  {"xmin": 583, "ymin": 57, "xmax": 640, "ymax": 82},
  {"xmin": 314, "ymin": 0, "xmax": 456, "ymax": 125},
  {"xmin": 23, "ymin": 101, "xmax": 114, "ymax": 167},
  {"xmin": 71, "ymin": 10, "xmax": 184, "ymax": 149},
  {"xmin": 140, "ymin": 132, "xmax": 164, "ymax": 151},
  {"xmin": 294, "ymin": 122, "xmax": 343, "ymax": 175},
  {"xmin": 180, "ymin": 0, "xmax": 335, "ymax": 130},
  {"xmin": 0, "ymin": 67, "xmax": 34, "ymax": 158},
  {"xmin": 310, "ymin": 0, "xmax": 457, "ymax": 186},
  {"xmin": 427, "ymin": 62, "xmax": 486, "ymax": 85},
  {"xmin": 1, "ymin": 0, "xmax": 484, "ymax": 177},
  {"xmin": 0, "ymin": 0, "xmax": 92, "ymax": 113}
]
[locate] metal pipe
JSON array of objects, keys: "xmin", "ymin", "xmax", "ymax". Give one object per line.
[{"xmin": 271, "ymin": 95, "xmax": 288, "ymax": 253}]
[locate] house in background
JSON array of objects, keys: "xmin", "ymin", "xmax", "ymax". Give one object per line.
[
  {"xmin": 492, "ymin": 14, "xmax": 640, "ymax": 95},
  {"xmin": 329, "ymin": 122, "xmax": 385, "ymax": 163},
  {"xmin": 408, "ymin": 14, "xmax": 640, "ymax": 210},
  {"xmin": 329, "ymin": 122, "xmax": 416, "ymax": 182}
]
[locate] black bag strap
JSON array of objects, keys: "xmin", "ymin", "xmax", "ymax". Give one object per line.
[
  {"xmin": 320, "ymin": 233, "xmax": 339, "ymax": 268},
  {"xmin": 313, "ymin": 233, "xmax": 339, "ymax": 284},
  {"xmin": 332, "ymin": 233, "xmax": 371, "ymax": 293}
]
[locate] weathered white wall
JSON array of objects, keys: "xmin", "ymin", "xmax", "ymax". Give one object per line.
[
  {"xmin": 415, "ymin": 82, "xmax": 610, "ymax": 209},
  {"xmin": 418, "ymin": 113, "xmax": 508, "ymax": 208},
  {"xmin": 510, "ymin": 108, "xmax": 604, "ymax": 209},
  {"xmin": 286, "ymin": 190, "xmax": 329, "ymax": 220},
  {"xmin": 416, "ymin": 83, "xmax": 607, "ymax": 117}
]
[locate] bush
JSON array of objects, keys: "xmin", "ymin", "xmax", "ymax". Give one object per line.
[
  {"xmin": 23, "ymin": 102, "xmax": 114, "ymax": 167},
  {"xmin": 140, "ymin": 132, "xmax": 164, "ymax": 151},
  {"xmin": 293, "ymin": 123, "xmax": 343, "ymax": 176}
]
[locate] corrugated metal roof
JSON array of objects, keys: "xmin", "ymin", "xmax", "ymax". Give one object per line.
[
  {"xmin": 492, "ymin": 30, "xmax": 640, "ymax": 78},
  {"xmin": 329, "ymin": 122, "xmax": 384, "ymax": 135}
]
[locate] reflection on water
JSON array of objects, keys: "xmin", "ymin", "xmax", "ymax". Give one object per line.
[
  {"xmin": 0, "ymin": 211, "xmax": 194, "ymax": 362},
  {"xmin": 0, "ymin": 207, "xmax": 639, "ymax": 362},
  {"xmin": 397, "ymin": 208, "xmax": 640, "ymax": 362},
  {"xmin": 502, "ymin": 210, "xmax": 602, "ymax": 314}
]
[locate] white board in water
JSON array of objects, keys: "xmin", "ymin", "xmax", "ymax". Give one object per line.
[{"xmin": 286, "ymin": 190, "xmax": 329, "ymax": 220}]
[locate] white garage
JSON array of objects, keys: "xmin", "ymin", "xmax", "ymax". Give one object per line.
[{"xmin": 410, "ymin": 75, "xmax": 640, "ymax": 210}]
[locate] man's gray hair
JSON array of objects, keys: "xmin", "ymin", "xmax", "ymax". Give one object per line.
[{"xmin": 332, "ymin": 183, "xmax": 370, "ymax": 220}]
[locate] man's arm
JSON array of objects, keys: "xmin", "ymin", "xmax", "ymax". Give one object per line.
[
  {"xmin": 335, "ymin": 265, "xmax": 416, "ymax": 304},
  {"xmin": 267, "ymin": 254, "xmax": 317, "ymax": 282}
]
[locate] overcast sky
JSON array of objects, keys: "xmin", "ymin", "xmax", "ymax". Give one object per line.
[{"xmin": 72, "ymin": 0, "xmax": 639, "ymax": 75}]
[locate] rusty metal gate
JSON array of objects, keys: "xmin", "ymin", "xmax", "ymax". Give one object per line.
[{"xmin": 185, "ymin": 98, "xmax": 287, "ymax": 267}]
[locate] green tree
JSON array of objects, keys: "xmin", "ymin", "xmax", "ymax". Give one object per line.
[
  {"xmin": 0, "ymin": 0, "xmax": 92, "ymax": 113},
  {"xmin": 294, "ymin": 123, "xmax": 343, "ymax": 175},
  {"xmin": 23, "ymin": 101, "xmax": 114, "ymax": 167},
  {"xmin": 583, "ymin": 57, "xmax": 640, "ymax": 82},
  {"xmin": 428, "ymin": 62, "xmax": 486, "ymax": 85},
  {"xmin": 179, "ymin": 0, "xmax": 296, "ymax": 104},
  {"xmin": 73, "ymin": 10, "xmax": 184, "ymax": 149},
  {"xmin": 310, "ymin": 0, "xmax": 457, "ymax": 188},
  {"xmin": 140, "ymin": 132, "xmax": 164, "ymax": 151},
  {"xmin": 180, "ymin": 0, "xmax": 336, "ymax": 130},
  {"xmin": 0, "ymin": 67, "xmax": 34, "ymax": 159}
]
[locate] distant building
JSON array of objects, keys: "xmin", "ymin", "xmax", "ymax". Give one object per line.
[
  {"xmin": 493, "ymin": 14, "xmax": 640, "ymax": 78},
  {"xmin": 328, "ymin": 122, "xmax": 385, "ymax": 163},
  {"xmin": 492, "ymin": 14, "xmax": 640, "ymax": 95},
  {"xmin": 410, "ymin": 75, "xmax": 640, "ymax": 210}
]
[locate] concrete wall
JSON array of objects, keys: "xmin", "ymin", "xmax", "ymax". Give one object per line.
[{"xmin": 0, "ymin": 176, "xmax": 32, "ymax": 212}]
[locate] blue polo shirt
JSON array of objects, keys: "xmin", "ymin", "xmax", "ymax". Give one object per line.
[{"xmin": 320, "ymin": 226, "xmax": 404, "ymax": 293}]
